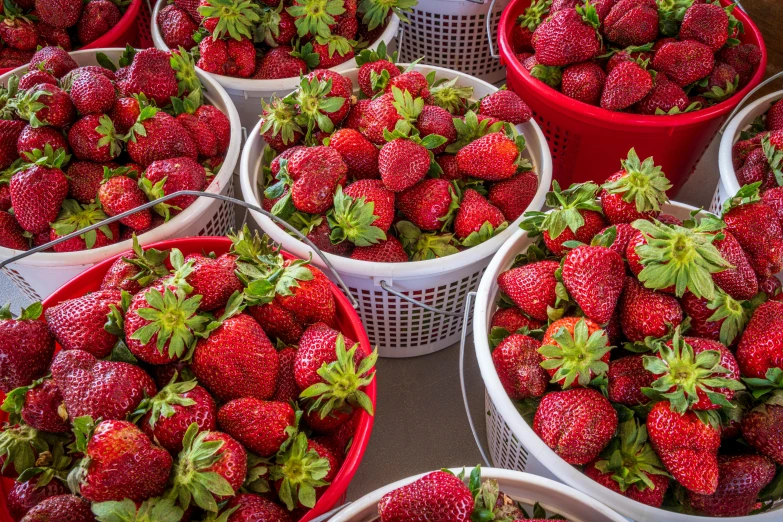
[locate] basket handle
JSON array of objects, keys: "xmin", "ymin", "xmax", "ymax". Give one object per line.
[
  {"xmin": 0, "ymin": 191, "xmax": 360, "ymax": 310},
  {"xmin": 307, "ymin": 503, "xmax": 351, "ymax": 522},
  {"xmin": 719, "ymin": 71, "xmax": 783, "ymax": 136},
  {"xmin": 486, "ymin": 0, "xmax": 500, "ymax": 59},
  {"xmin": 378, "ymin": 280, "xmax": 463, "ymax": 317},
  {"xmin": 459, "ymin": 291, "xmax": 492, "ymax": 467}
]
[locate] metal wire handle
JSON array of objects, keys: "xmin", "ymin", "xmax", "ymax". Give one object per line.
[
  {"xmin": 719, "ymin": 70, "xmax": 783, "ymax": 136},
  {"xmin": 459, "ymin": 291, "xmax": 492, "ymax": 467},
  {"xmin": 486, "ymin": 0, "xmax": 500, "ymax": 59},
  {"xmin": 308, "ymin": 503, "xmax": 351, "ymax": 522},
  {"xmin": 378, "ymin": 280, "xmax": 463, "ymax": 317},
  {"xmin": 0, "ymin": 191, "xmax": 360, "ymax": 309}
]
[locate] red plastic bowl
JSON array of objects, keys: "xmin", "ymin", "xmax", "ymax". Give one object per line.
[
  {"xmin": 0, "ymin": 0, "xmax": 142, "ymax": 76},
  {"xmin": 499, "ymin": 0, "xmax": 767, "ymax": 196},
  {"xmin": 0, "ymin": 236, "xmax": 376, "ymax": 522}
]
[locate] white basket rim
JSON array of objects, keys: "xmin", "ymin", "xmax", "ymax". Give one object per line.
[
  {"xmin": 239, "ymin": 63, "xmax": 553, "ymax": 279},
  {"xmin": 474, "ymin": 201, "xmax": 783, "ymax": 522},
  {"xmin": 0, "ymin": 48, "xmax": 242, "ymax": 267},
  {"xmin": 151, "ymin": 0, "xmax": 400, "ymax": 93}
]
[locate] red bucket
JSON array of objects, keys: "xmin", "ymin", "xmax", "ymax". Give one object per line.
[
  {"xmin": 498, "ymin": 0, "xmax": 767, "ymax": 196},
  {"xmin": 0, "ymin": 0, "xmax": 142, "ymax": 76},
  {"xmin": 0, "ymin": 236, "xmax": 376, "ymax": 522}
]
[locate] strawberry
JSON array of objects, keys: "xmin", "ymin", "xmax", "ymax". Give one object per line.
[
  {"xmin": 490, "ymin": 307, "xmax": 543, "ymax": 333},
  {"xmin": 759, "ymin": 275, "xmax": 782, "ymax": 297},
  {"xmin": 561, "ymin": 62, "xmax": 606, "ymax": 105},
  {"xmin": 651, "ymin": 40, "xmax": 714, "ymax": 87},
  {"xmin": 157, "ymin": 4, "xmax": 199, "ymax": 50},
  {"xmin": 49, "ymin": 200, "xmax": 119, "ymax": 252},
  {"xmin": 18, "ymin": 69, "xmax": 57, "ymax": 90},
  {"xmin": 69, "ymin": 71, "xmax": 116, "ymax": 116},
  {"xmin": 737, "ymin": 148, "xmax": 774, "ymax": 189},
  {"xmin": 719, "ymin": 43, "xmax": 762, "ymax": 86},
  {"xmin": 125, "ymin": 107, "xmax": 199, "ymax": 167},
  {"xmin": 679, "ymin": 2, "xmax": 730, "ymax": 52},
  {"xmin": 377, "ymin": 470, "xmax": 473, "ymax": 522},
  {"xmin": 248, "ymin": 299, "xmax": 305, "ymax": 345},
  {"xmin": 0, "ymin": 6, "xmax": 38, "ymax": 51},
  {"xmin": 385, "ymin": 70, "xmax": 431, "ymax": 100},
  {"xmin": 4, "ymin": 379, "xmax": 69, "ymax": 432},
  {"xmin": 562, "ymin": 245, "xmax": 624, "ymax": 324},
  {"xmin": 454, "ymin": 189, "xmax": 507, "ymax": 244},
  {"xmin": 478, "ymin": 90, "xmax": 532, "ymax": 125},
  {"xmin": 221, "ymin": 493, "xmax": 293, "ymax": 521},
  {"xmin": 646, "ymin": 400, "xmax": 721, "ymax": 494},
  {"xmin": 493, "ymin": 333, "xmax": 547, "ymax": 399},
  {"xmin": 10, "ymin": 148, "xmax": 70, "ymax": 234},
  {"xmin": 599, "ymin": 149, "xmax": 670, "ymax": 224},
  {"xmin": 620, "ymin": 277, "xmax": 683, "ymax": 342},
  {"xmin": 602, "ymin": 0, "xmax": 658, "ymax": 48},
  {"xmin": 101, "ymin": 237, "xmax": 169, "ymax": 294},
  {"xmin": 65, "ymin": 161, "xmax": 110, "ymax": 203},
  {"xmin": 46, "ymin": 288, "xmax": 124, "ymax": 358},
  {"xmin": 7, "ymin": 474, "xmax": 68, "ymax": 520},
  {"xmin": 198, "ymin": 36, "xmax": 256, "ymax": 78},
  {"xmin": 736, "ymin": 300, "xmax": 783, "ymax": 379},
  {"xmin": 142, "ymin": 156, "xmax": 207, "ymax": 218},
  {"xmin": 456, "ymin": 132, "xmax": 525, "ymax": 181},
  {"xmin": 767, "ymin": 99, "xmax": 783, "ymax": 131},
  {"xmin": 311, "ymin": 35, "xmax": 354, "ymax": 69},
  {"xmin": 67, "ymin": 114, "xmax": 122, "ymax": 163},
  {"xmin": 762, "ymin": 186, "xmax": 783, "ymax": 225},
  {"xmin": 429, "ymin": 76, "xmax": 474, "ymax": 116},
  {"xmin": 741, "ymin": 393, "xmax": 783, "ymax": 465},
  {"xmin": 488, "ymin": 171, "xmax": 538, "ymax": 221},
  {"xmin": 192, "ymin": 312, "xmax": 280, "ymax": 402},
  {"xmin": 139, "ymin": 379, "xmax": 217, "ymax": 453},
  {"xmin": 724, "ymin": 186, "xmax": 783, "ymax": 279},
  {"xmin": 533, "ymin": 387, "xmax": 617, "ymax": 464},
  {"xmin": 510, "ymin": 0, "xmax": 551, "ymax": 53},
  {"xmin": 0, "ymin": 211, "xmax": 29, "ymax": 250},
  {"xmin": 98, "ymin": 168, "xmax": 152, "ymax": 231},
  {"xmin": 184, "ymin": 253, "xmax": 243, "ymax": 311},
  {"xmin": 688, "ymin": 453, "xmax": 776, "ymax": 517},
  {"xmin": 585, "ymin": 419, "xmax": 670, "ymax": 508},
  {"xmin": 540, "ymin": 316, "xmax": 612, "ymax": 388},
  {"xmin": 196, "ymin": 104, "xmax": 231, "ymax": 155},
  {"xmin": 273, "ymin": 346, "xmax": 300, "ymax": 403},
  {"xmin": 117, "ymin": 48, "xmax": 179, "ymax": 107},
  {"xmin": 328, "ymin": 128, "xmax": 379, "ymax": 180},
  {"xmin": 270, "ymin": 431, "xmax": 336, "ymax": 510},
  {"xmin": 635, "ymin": 73, "xmax": 691, "ymax": 115},
  {"xmin": 329, "ymin": 179, "xmax": 395, "ymax": 246},
  {"xmin": 109, "ymin": 96, "xmax": 141, "ymax": 136},
  {"xmin": 18, "ymin": 495, "xmax": 94, "ymax": 521},
  {"xmin": 254, "ymin": 46, "xmax": 306, "ymax": 79},
  {"xmin": 50, "ymin": 349, "xmax": 157, "ymax": 421},
  {"xmin": 259, "ymin": 96, "xmax": 304, "ymax": 152},
  {"xmin": 35, "ymin": 0, "xmax": 82, "ymax": 28},
  {"xmin": 607, "ymin": 355, "xmax": 655, "ymax": 406},
  {"xmin": 350, "ymin": 236, "xmax": 409, "ymax": 262},
  {"xmin": 267, "ymin": 145, "xmax": 346, "ymax": 214},
  {"xmin": 256, "ymin": 2, "xmax": 297, "ymax": 46},
  {"xmin": 299, "ymin": 69, "xmax": 353, "ymax": 129},
  {"xmin": 356, "ymin": 41, "xmax": 400, "ymax": 97},
  {"xmin": 0, "ymin": 119, "xmax": 25, "ymax": 170},
  {"xmin": 0, "ymin": 303, "xmax": 54, "ymax": 393},
  {"xmin": 711, "ymin": 229, "xmax": 758, "ymax": 300},
  {"xmin": 680, "ymin": 290, "xmax": 748, "ymax": 347},
  {"xmin": 29, "ymin": 46, "xmax": 78, "ymax": 77},
  {"xmin": 218, "ymin": 398, "xmax": 295, "ymax": 457},
  {"xmin": 378, "ymin": 138, "xmax": 431, "ymax": 192},
  {"xmin": 497, "ymin": 260, "xmax": 560, "ymax": 322},
  {"xmin": 14, "ymin": 83, "xmax": 76, "ymax": 128},
  {"xmin": 600, "ymin": 61, "xmax": 653, "ymax": 111},
  {"xmin": 397, "ymin": 178, "xmax": 459, "ymax": 232},
  {"xmin": 360, "ymin": 90, "xmax": 419, "ymax": 145},
  {"xmin": 343, "ymin": 97, "xmax": 370, "ymax": 130},
  {"xmin": 16, "ymin": 125, "xmax": 69, "ymax": 156},
  {"xmin": 532, "ymin": 4, "xmax": 602, "ymax": 66},
  {"xmin": 74, "ymin": 419, "xmax": 172, "ymax": 503},
  {"xmin": 699, "ymin": 62, "xmax": 739, "ymax": 103},
  {"xmin": 417, "ymin": 105, "xmax": 456, "ymax": 154}
]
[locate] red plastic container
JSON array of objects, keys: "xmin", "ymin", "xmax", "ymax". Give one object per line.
[
  {"xmin": 0, "ymin": 0, "xmax": 142, "ymax": 76},
  {"xmin": 498, "ymin": 0, "xmax": 767, "ymax": 196},
  {"xmin": 0, "ymin": 236, "xmax": 376, "ymax": 522}
]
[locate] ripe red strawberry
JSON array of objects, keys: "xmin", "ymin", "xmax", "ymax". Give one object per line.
[
  {"xmin": 511, "ymin": 0, "xmax": 551, "ymax": 53},
  {"xmin": 332, "ymin": 179, "xmax": 395, "ymax": 242},
  {"xmin": 184, "ymin": 253, "xmax": 243, "ymax": 311},
  {"xmin": 378, "ymin": 138, "xmax": 431, "ymax": 192},
  {"xmin": 688, "ymin": 453, "xmax": 776, "ymax": 517},
  {"xmin": 735, "ymin": 148, "xmax": 772, "ymax": 189},
  {"xmin": 742, "ymin": 394, "xmax": 783, "ymax": 465},
  {"xmin": 493, "ymin": 333, "xmax": 547, "ymax": 399},
  {"xmin": 561, "ymin": 62, "xmax": 606, "ymax": 106},
  {"xmin": 343, "ymin": 97, "xmax": 370, "ymax": 130},
  {"xmin": 620, "ymin": 277, "xmax": 683, "ymax": 342},
  {"xmin": 14, "ymin": 83, "xmax": 76, "ymax": 128},
  {"xmin": 635, "ymin": 73, "xmax": 691, "ymax": 115},
  {"xmin": 607, "ymin": 355, "xmax": 655, "ymax": 406},
  {"xmin": 539, "ymin": 317, "xmax": 612, "ymax": 388},
  {"xmin": 767, "ymin": 99, "xmax": 783, "ymax": 131},
  {"xmin": 599, "ymin": 149, "xmax": 670, "ymax": 224},
  {"xmin": 497, "ymin": 260, "xmax": 559, "ymax": 322},
  {"xmin": 711, "ymin": 229, "xmax": 758, "ymax": 300},
  {"xmin": 532, "ymin": 5, "xmax": 602, "ymax": 66},
  {"xmin": 222, "ymin": 493, "xmax": 293, "ymax": 521},
  {"xmin": 98, "ymin": 170, "xmax": 152, "ymax": 231},
  {"xmin": 69, "ymin": 71, "xmax": 115, "ymax": 116},
  {"xmin": 0, "ymin": 211, "xmax": 29, "ymax": 250},
  {"xmin": 18, "ymin": 69, "xmax": 57, "ymax": 90},
  {"xmin": 10, "ymin": 155, "xmax": 69, "ymax": 234},
  {"xmin": 719, "ymin": 43, "xmax": 762, "ymax": 86},
  {"xmin": 679, "ymin": 2, "xmax": 730, "ymax": 52},
  {"xmin": 139, "ymin": 380, "xmax": 216, "ymax": 453},
  {"xmin": 248, "ymin": 299, "xmax": 305, "ymax": 345},
  {"xmin": 198, "ymin": 36, "xmax": 256, "ymax": 78},
  {"xmin": 0, "ymin": 119, "xmax": 25, "ymax": 170},
  {"xmin": 300, "ymin": 68, "xmax": 353, "ymax": 127},
  {"xmin": 0, "ymin": 303, "xmax": 54, "ymax": 393},
  {"xmin": 270, "ymin": 145, "xmax": 347, "ymax": 214},
  {"xmin": 397, "ymin": 178, "xmax": 459, "ymax": 232},
  {"xmin": 35, "ymin": 0, "xmax": 82, "ymax": 28},
  {"xmin": 100, "ymin": 238, "xmax": 169, "ymax": 294},
  {"xmin": 126, "ymin": 108, "xmax": 199, "ymax": 167},
  {"xmin": 724, "ymin": 194, "xmax": 783, "ymax": 280},
  {"xmin": 487, "ymin": 171, "xmax": 538, "ymax": 221},
  {"xmin": 117, "ymin": 48, "xmax": 179, "ymax": 107},
  {"xmin": 490, "ymin": 307, "xmax": 543, "ymax": 333},
  {"xmin": 259, "ymin": 96, "xmax": 304, "ymax": 152},
  {"xmin": 356, "ymin": 42, "xmax": 400, "ymax": 97},
  {"xmin": 533, "ymin": 387, "xmax": 617, "ymax": 464},
  {"xmin": 328, "ymin": 128, "xmax": 379, "ymax": 180},
  {"xmin": 311, "ymin": 35, "xmax": 354, "ymax": 69},
  {"xmin": 157, "ymin": 4, "xmax": 199, "ymax": 50},
  {"xmin": 65, "ymin": 161, "xmax": 108, "ymax": 203},
  {"xmin": 600, "ymin": 61, "xmax": 653, "ymax": 111},
  {"xmin": 646, "ymin": 400, "xmax": 721, "ymax": 494},
  {"xmin": 679, "ymin": 291, "xmax": 743, "ymax": 346},
  {"xmin": 109, "ymin": 97, "xmax": 141, "ymax": 136},
  {"xmin": 16, "ymin": 125, "xmax": 69, "ymax": 156},
  {"xmin": 454, "ymin": 189, "xmax": 506, "ymax": 243},
  {"xmin": 0, "ymin": 11, "xmax": 39, "ymax": 51},
  {"xmin": 7, "ymin": 474, "xmax": 68, "ymax": 520},
  {"xmin": 417, "ymin": 105, "xmax": 457, "ymax": 154},
  {"xmin": 18, "ymin": 495, "xmax": 94, "ymax": 521},
  {"xmin": 456, "ymin": 132, "xmax": 523, "ymax": 181},
  {"xmin": 350, "ymin": 236, "xmax": 409, "ymax": 262},
  {"xmin": 29, "ymin": 46, "xmax": 78, "ymax": 77},
  {"xmin": 50, "ymin": 349, "xmax": 157, "ymax": 421},
  {"xmin": 478, "ymin": 90, "xmax": 532, "ymax": 125},
  {"xmin": 762, "ymin": 186, "xmax": 783, "ymax": 225},
  {"xmin": 273, "ymin": 345, "xmax": 300, "ymax": 403},
  {"xmin": 603, "ymin": 0, "xmax": 658, "ymax": 47},
  {"xmin": 192, "ymin": 313, "xmax": 280, "ymax": 402},
  {"xmin": 142, "ymin": 156, "xmax": 207, "ymax": 217},
  {"xmin": 360, "ymin": 92, "xmax": 409, "ymax": 145},
  {"xmin": 49, "ymin": 200, "xmax": 119, "ymax": 252},
  {"xmin": 652, "ymin": 40, "xmax": 714, "ymax": 87},
  {"xmin": 254, "ymin": 46, "xmax": 306, "ymax": 79},
  {"xmin": 377, "ymin": 470, "xmax": 473, "ymax": 522},
  {"xmin": 562, "ymin": 245, "xmax": 624, "ymax": 324},
  {"xmin": 736, "ymin": 300, "xmax": 783, "ymax": 379},
  {"xmin": 385, "ymin": 70, "xmax": 431, "ymax": 99},
  {"xmin": 67, "ymin": 114, "xmax": 122, "ymax": 163},
  {"xmin": 218, "ymin": 398, "xmax": 295, "ymax": 457}
]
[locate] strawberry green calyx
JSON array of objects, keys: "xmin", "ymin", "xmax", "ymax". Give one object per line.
[
  {"xmin": 162, "ymin": 248, "xmax": 197, "ymax": 295},
  {"xmin": 255, "ymin": 1, "xmax": 285, "ymax": 46},
  {"xmin": 595, "ymin": 419, "xmax": 670, "ymax": 493},
  {"xmin": 51, "ymin": 200, "xmax": 114, "ymax": 249},
  {"xmin": 538, "ymin": 318, "xmax": 612, "ymax": 388},
  {"xmin": 264, "ymin": 160, "xmax": 293, "ymax": 219},
  {"xmin": 762, "ymin": 136, "xmax": 783, "ymax": 187},
  {"xmin": 657, "ymin": 0, "xmax": 695, "ymax": 37},
  {"xmin": 170, "ymin": 48, "xmax": 204, "ymax": 101},
  {"xmin": 355, "ymin": 40, "xmax": 397, "ymax": 67},
  {"xmin": 446, "ymin": 110, "xmax": 504, "ymax": 153},
  {"xmin": 701, "ymin": 74, "xmax": 739, "ymax": 103},
  {"xmin": 655, "ymin": 101, "xmax": 702, "ymax": 116},
  {"xmin": 243, "ymin": 452, "xmax": 271, "ymax": 494},
  {"xmin": 16, "ymin": 441, "xmax": 71, "ymax": 488},
  {"xmin": 0, "ymin": 75, "xmax": 19, "ymax": 119},
  {"xmin": 139, "ymin": 176, "xmax": 181, "ymax": 222},
  {"xmin": 95, "ymin": 45, "xmax": 138, "ymax": 73},
  {"xmin": 314, "ymin": 34, "xmax": 355, "ymax": 59},
  {"xmin": 744, "ymin": 367, "xmax": 783, "ymax": 401},
  {"xmin": 200, "ymin": 506, "xmax": 240, "ymax": 522},
  {"xmin": 198, "ymin": 0, "xmax": 260, "ymax": 40},
  {"xmin": 602, "ymin": 148, "xmax": 671, "ymax": 214},
  {"xmin": 327, "ymin": 185, "xmax": 387, "ymax": 247},
  {"xmin": 358, "ymin": 0, "xmax": 417, "ymax": 30},
  {"xmin": 0, "ymin": 423, "xmax": 50, "ymax": 476},
  {"xmin": 468, "ymin": 467, "xmax": 511, "ymax": 521},
  {"xmin": 169, "ymin": 423, "xmax": 236, "ymax": 512},
  {"xmin": 293, "ymin": 75, "xmax": 347, "ymax": 138},
  {"xmin": 91, "ymin": 497, "xmax": 185, "ymax": 522},
  {"xmin": 11, "ymin": 87, "xmax": 50, "ymax": 128},
  {"xmin": 288, "ymin": 212, "xmax": 324, "ymax": 236},
  {"xmin": 521, "ymin": 181, "xmax": 602, "ymax": 240},
  {"xmin": 389, "ymin": 85, "xmax": 425, "ymax": 126},
  {"xmin": 530, "ymin": 64, "xmax": 563, "ymax": 88},
  {"xmin": 288, "ymin": 0, "xmax": 345, "ymax": 38},
  {"xmin": 118, "ymin": 234, "xmax": 170, "ymax": 289},
  {"xmin": 705, "ymin": 289, "xmax": 753, "ymax": 347},
  {"xmin": 239, "ymin": 256, "xmax": 314, "ymax": 306},
  {"xmin": 300, "ymin": 334, "xmax": 377, "ymax": 418},
  {"xmin": 631, "ymin": 217, "xmax": 731, "ymax": 299},
  {"xmin": 133, "ymin": 377, "xmax": 198, "ymax": 428},
  {"xmin": 722, "ymin": 2, "xmax": 744, "ymax": 47},
  {"xmin": 517, "ymin": 0, "xmax": 551, "ymax": 31},
  {"xmin": 94, "ymin": 115, "xmax": 128, "ymax": 159},
  {"xmin": 395, "ymin": 220, "xmax": 459, "ymax": 260},
  {"xmin": 575, "ymin": 0, "xmax": 601, "ymax": 32},
  {"xmin": 261, "ymin": 96, "xmax": 304, "ymax": 148},
  {"xmin": 722, "ymin": 182, "xmax": 762, "ymax": 215},
  {"xmin": 642, "ymin": 330, "xmax": 744, "ymax": 413},
  {"xmin": 21, "ymin": 143, "xmax": 72, "ymax": 170},
  {"xmin": 428, "ymin": 77, "xmax": 474, "ymax": 116},
  {"xmin": 0, "ymin": 301, "xmax": 42, "ymax": 321},
  {"xmin": 270, "ymin": 432, "xmax": 331, "ymax": 510},
  {"xmin": 104, "ymin": 290, "xmax": 131, "ymax": 339},
  {"xmin": 228, "ymin": 225, "xmax": 278, "ymax": 262},
  {"xmin": 126, "ymin": 105, "xmax": 160, "ymax": 143},
  {"xmin": 462, "ymin": 220, "xmax": 509, "ymax": 248}
]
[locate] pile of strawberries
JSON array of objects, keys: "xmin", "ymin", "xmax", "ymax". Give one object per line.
[
  {"xmin": 258, "ymin": 50, "xmax": 539, "ymax": 262},
  {"xmin": 510, "ymin": 0, "xmax": 762, "ymax": 114},
  {"xmin": 490, "ymin": 148, "xmax": 783, "ymax": 516},
  {"xmin": 0, "ymin": 0, "xmax": 130, "ymax": 70},
  {"xmin": 731, "ymin": 97, "xmax": 783, "ymax": 200},
  {"xmin": 156, "ymin": 0, "xmax": 413, "ymax": 80},
  {"xmin": 0, "ymin": 227, "xmax": 377, "ymax": 521},
  {"xmin": 0, "ymin": 46, "xmax": 232, "ymax": 253},
  {"xmin": 375, "ymin": 466, "xmax": 566, "ymax": 521}
]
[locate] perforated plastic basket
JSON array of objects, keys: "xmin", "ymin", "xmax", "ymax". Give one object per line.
[
  {"xmin": 498, "ymin": 0, "xmax": 767, "ymax": 196},
  {"xmin": 240, "ymin": 64, "xmax": 552, "ymax": 358},
  {"xmin": 327, "ymin": 467, "xmax": 627, "ymax": 522},
  {"xmin": 0, "ymin": 235, "xmax": 376, "ymax": 522},
  {"xmin": 464, "ymin": 201, "xmax": 783, "ymax": 522},
  {"xmin": 396, "ymin": 0, "xmax": 510, "ymax": 84},
  {"xmin": 150, "ymin": 1, "xmax": 400, "ymax": 130},
  {"xmin": 0, "ymin": 48, "xmax": 241, "ymax": 302}
]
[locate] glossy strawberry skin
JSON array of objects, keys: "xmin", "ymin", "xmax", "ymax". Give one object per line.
[
  {"xmin": 543, "ymin": 209, "xmax": 606, "ymax": 256},
  {"xmin": 736, "ymin": 300, "xmax": 783, "ymax": 379},
  {"xmin": 143, "ymin": 156, "xmax": 207, "ymax": 212},
  {"xmin": 7, "ymin": 475, "xmax": 68, "ymax": 520},
  {"xmin": 117, "ymin": 48, "xmax": 179, "ymax": 107},
  {"xmin": 651, "ymin": 40, "xmax": 715, "ymax": 87},
  {"xmin": 45, "ymin": 289, "xmax": 123, "ymax": 359},
  {"xmin": 688, "ymin": 454, "xmax": 776, "ymax": 517},
  {"xmin": 10, "ymin": 165, "xmax": 69, "ymax": 234},
  {"xmin": 249, "ymin": 301, "xmax": 305, "ymax": 346},
  {"xmin": 454, "ymin": 189, "xmax": 506, "ymax": 240},
  {"xmin": 294, "ymin": 322, "xmax": 359, "ymax": 391},
  {"xmin": 98, "ymin": 175, "xmax": 152, "ymax": 231},
  {"xmin": 712, "ymin": 230, "xmax": 759, "ymax": 300},
  {"xmin": 273, "ymin": 346, "xmax": 300, "ymax": 403},
  {"xmin": 274, "ymin": 262, "xmax": 336, "ymax": 327},
  {"xmin": 0, "ymin": 310, "xmax": 55, "ymax": 394},
  {"xmin": 532, "ymin": 8, "xmax": 602, "ymax": 66},
  {"xmin": 561, "ymin": 245, "xmax": 624, "ymax": 324},
  {"xmin": 603, "ymin": 0, "xmax": 658, "ymax": 48},
  {"xmin": 607, "ymin": 355, "xmax": 655, "ymax": 406},
  {"xmin": 742, "ymin": 402, "xmax": 783, "ymax": 465},
  {"xmin": 492, "ymin": 334, "xmax": 547, "ymax": 399},
  {"xmin": 585, "ymin": 461, "xmax": 669, "ymax": 507},
  {"xmin": 497, "ymin": 260, "xmax": 560, "ymax": 322},
  {"xmin": 723, "ymin": 202, "xmax": 783, "ymax": 279},
  {"xmin": 328, "ymin": 128, "xmax": 380, "ymax": 180},
  {"xmin": 378, "ymin": 139, "xmax": 431, "ymax": 192},
  {"xmin": 141, "ymin": 384, "xmax": 217, "ymax": 453},
  {"xmin": 456, "ymin": 132, "xmax": 519, "ymax": 181},
  {"xmin": 619, "ymin": 277, "xmax": 683, "ymax": 342},
  {"xmin": 397, "ymin": 178, "xmax": 455, "ymax": 231},
  {"xmin": 490, "ymin": 307, "xmax": 543, "ymax": 332},
  {"xmin": 223, "ymin": 493, "xmax": 293, "ymax": 522},
  {"xmin": 185, "ymin": 253, "xmax": 244, "ymax": 311},
  {"xmin": 20, "ymin": 379, "xmax": 70, "ymax": 432},
  {"xmin": 350, "ymin": 236, "xmax": 409, "ymax": 262},
  {"xmin": 218, "ymin": 398, "xmax": 295, "ymax": 457},
  {"xmin": 126, "ymin": 112, "xmax": 198, "ymax": 167},
  {"xmin": 377, "ymin": 470, "xmax": 473, "ymax": 522},
  {"xmin": 18, "ymin": 494, "xmax": 94, "ymax": 522}
]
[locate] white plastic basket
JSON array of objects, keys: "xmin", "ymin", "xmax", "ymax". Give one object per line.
[
  {"xmin": 325, "ymin": 467, "xmax": 627, "ymax": 522},
  {"xmin": 150, "ymin": 1, "xmax": 400, "ymax": 130},
  {"xmin": 711, "ymin": 71, "xmax": 783, "ymax": 215},
  {"xmin": 463, "ymin": 201, "xmax": 783, "ymax": 522},
  {"xmin": 397, "ymin": 0, "xmax": 510, "ymax": 84},
  {"xmin": 0, "ymin": 48, "xmax": 241, "ymax": 302},
  {"xmin": 240, "ymin": 63, "xmax": 552, "ymax": 358}
]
